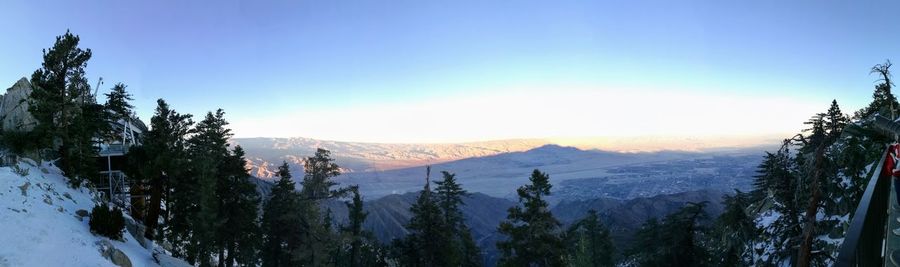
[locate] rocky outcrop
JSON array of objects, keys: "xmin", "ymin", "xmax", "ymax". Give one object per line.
[
  {"xmin": 124, "ymin": 217, "xmax": 150, "ymax": 249},
  {"xmin": 0, "ymin": 78, "xmax": 36, "ymax": 131}
]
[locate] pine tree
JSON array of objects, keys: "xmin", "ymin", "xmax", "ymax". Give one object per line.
[
  {"xmin": 751, "ymin": 140, "xmax": 802, "ymax": 265},
  {"xmin": 710, "ymin": 191, "xmax": 756, "ymax": 266},
  {"xmin": 662, "ymin": 202, "xmax": 709, "ymax": 266},
  {"xmin": 860, "ymin": 60, "xmax": 897, "ymax": 119},
  {"xmin": 625, "ymin": 218, "xmax": 663, "ymax": 266},
  {"xmin": 795, "ymin": 108, "xmax": 842, "ymax": 267},
  {"xmin": 185, "ymin": 109, "xmax": 233, "ymax": 266},
  {"xmin": 261, "ymin": 162, "xmax": 304, "ymax": 267},
  {"xmin": 496, "ymin": 169, "xmax": 565, "ymax": 267},
  {"xmin": 433, "ymin": 171, "xmax": 482, "ymax": 267},
  {"xmin": 28, "ymin": 30, "xmax": 92, "ymax": 148},
  {"xmin": 29, "ymin": 30, "xmax": 104, "ymax": 186},
  {"xmin": 215, "ymin": 146, "xmax": 261, "ymax": 267},
  {"xmin": 627, "ymin": 203, "xmax": 709, "ymax": 266},
  {"xmin": 297, "ymin": 148, "xmax": 347, "ymax": 266},
  {"xmin": 337, "ymin": 186, "xmax": 386, "ymax": 267},
  {"xmin": 824, "ymin": 100, "xmax": 847, "ymax": 139},
  {"xmin": 751, "ymin": 140, "xmax": 796, "ymax": 207},
  {"xmin": 564, "ymin": 210, "xmax": 614, "ymax": 267},
  {"xmin": 343, "ymin": 186, "xmax": 367, "ymax": 267},
  {"xmin": 403, "ymin": 166, "xmax": 446, "ymax": 266},
  {"xmin": 301, "ymin": 148, "xmax": 344, "ymax": 201},
  {"xmin": 104, "ymin": 83, "xmax": 134, "ymax": 123},
  {"xmin": 141, "ymin": 99, "xmax": 193, "ymax": 241}
]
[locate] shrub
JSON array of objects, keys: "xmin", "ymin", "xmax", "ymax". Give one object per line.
[
  {"xmin": 89, "ymin": 204, "xmax": 125, "ymax": 240},
  {"xmin": 0, "ymin": 130, "xmax": 40, "ymax": 155}
]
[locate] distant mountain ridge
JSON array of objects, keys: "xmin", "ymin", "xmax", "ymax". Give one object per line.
[
  {"xmin": 337, "ymin": 144, "xmax": 752, "ymax": 199},
  {"xmin": 233, "ymin": 137, "xmax": 549, "ymax": 178},
  {"xmin": 237, "ymin": 137, "xmax": 763, "ymax": 200},
  {"xmin": 233, "ymin": 136, "xmax": 776, "ymax": 180}
]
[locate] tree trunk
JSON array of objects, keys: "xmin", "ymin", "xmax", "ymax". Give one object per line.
[
  {"xmin": 796, "ymin": 145, "xmax": 826, "ymax": 267},
  {"xmin": 225, "ymin": 243, "xmax": 235, "ymax": 267},
  {"xmin": 144, "ymin": 174, "xmax": 164, "ymax": 240}
]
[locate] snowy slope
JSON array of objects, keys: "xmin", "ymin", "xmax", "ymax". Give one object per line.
[{"xmin": 0, "ymin": 159, "xmax": 174, "ymax": 267}]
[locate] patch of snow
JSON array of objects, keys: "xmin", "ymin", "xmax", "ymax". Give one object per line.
[
  {"xmin": 0, "ymin": 159, "xmax": 164, "ymax": 266},
  {"xmin": 757, "ymin": 210, "xmax": 781, "ymax": 228}
]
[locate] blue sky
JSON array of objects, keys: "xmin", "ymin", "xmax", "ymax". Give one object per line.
[{"xmin": 2, "ymin": 1, "xmax": 899, "ymax": 143}]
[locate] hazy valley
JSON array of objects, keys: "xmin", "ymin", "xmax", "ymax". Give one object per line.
[{"xmin": 236, "ymin": 137, "xmax": 768, "ymax": 200}]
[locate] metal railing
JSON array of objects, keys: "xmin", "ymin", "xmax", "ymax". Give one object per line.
[
  {"xmin": 836, "ymin": 114, "xmax": 900, "ymax": 266},
  {"xmin": 835, "ymin": 145, "xmax": 891, "ymax": 266}
]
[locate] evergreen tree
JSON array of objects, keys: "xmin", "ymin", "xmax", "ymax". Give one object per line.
[
  {"xmin": 824, "ymin": 100, "xmax": 847, "ymax": 139},
  {"xmin": 141, "ymin": 99, "xmax": 193, "ymax": 241},
  {"xmin": 750, "ymin": 140, "xmax": 802, "ymax": 265},
  {"xmin": 564, "ymin": 210, "xmax": 614, "ymax": 267},
  {"xmin": 301, "ymin": 148, "xmax": 344, "ymax": 201},
  {"xmin": 185, "ymin": 109, "xmax": 233, "ymax": 266},
  {"xmin": 297, "ymin": 148, "xmax": 348, "ymax": 265},
  {"xmin": 751, "ymin": 140, "xmax": 797, "ymax": 207},
  {"xmin": 662, "ymin": 202, "xmax": 709, "ymax": 266},
  {"xmin": 625, "ymin": 218, "xmax": 663, "ymax": 266},
  {"xmin": 433, "ymin": 171, "xmax": 482, "ymax": 267},
  {"xmin": 628, "ymin": 203, "xmax": 709, "ymax": 267},
  {"xmin": 402, "ymin": 166, "xmax": 446, "ymax": 266},
  {"xmin": 215, "ymin": 146, "xmax": 261, "ymax": 267},
  {"xmin": 710, "ymin": 191, "xmax": 756, "ymax": 266},
  {"xmin": 104, "ymin": 83, "xmax": 134, "ymax": 123},
  {"xmin": 337, "ymin": 186, "xmax": 386, "ymax": 267},
  {"xmin": 795, "ymin": 109, "xmax": 843, "ymax": 267},
  {"xmin": 29, "ymin": 30, "xmax": 104, "ymax": 186},
  {"xmin": 342, "ymin": 186, "xmax": 367, "ymax": 267},
  {"xmin": 860, "ymin": 60, "xmax": 897, "ymax": 119},
  {"xmin": 261, "ymin": 162, "xmax": 304, "ymax": 267},
  {"xmin": 496, "ymin": 169, "xmax": 565, "ymax": 267}
]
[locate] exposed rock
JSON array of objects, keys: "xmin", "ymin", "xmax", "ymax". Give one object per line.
[
  {"xmin": 0, "ymin": 78, "xmax": 36, "ymax": 131},
  {"xmin": 17, "ymin": 182, "xmax": 29, "ymax": 197},
  {"xmin": 124, "ymin": 217, "xmax": 150, "ymax": 249},
  {"xmin": 159, "ymin": 240, "xmax": 174, "ymax": 252},
  {"xmin": 96, "ymin": 240, "xmax": 132, "ymax": 267},
  {"xmin": 75, "ymin": 209, "xmax": 89, "ymax": 217}
]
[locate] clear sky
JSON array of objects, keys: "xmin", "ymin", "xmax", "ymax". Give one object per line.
[{"xmin": 2, "ymin": 0, "xmax": 899, "ymax": 143}]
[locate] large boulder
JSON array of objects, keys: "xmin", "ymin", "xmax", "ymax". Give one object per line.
[{"xmin": 0, "ymin": 78, "xmax": 36, "ymax": 131}]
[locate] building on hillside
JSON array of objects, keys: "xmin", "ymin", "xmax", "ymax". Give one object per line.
[
  {"xmin": 0, "ymin": 77, "xmax": 149, "ymax": 208},
  {"xmin": 97, "ymin": 117, "xmax": 147, "ymax": 208}
]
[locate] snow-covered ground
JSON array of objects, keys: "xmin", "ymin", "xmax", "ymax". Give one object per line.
[{"xmin": 0, "ymin": 158, "xmax": 175, "ymax": 267}]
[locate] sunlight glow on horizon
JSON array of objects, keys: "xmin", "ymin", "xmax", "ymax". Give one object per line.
[{"xmin": 230, "ymin": 85, "xmax": 831, "ymax": 146}]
